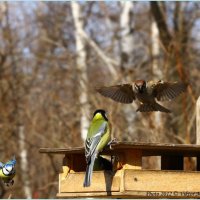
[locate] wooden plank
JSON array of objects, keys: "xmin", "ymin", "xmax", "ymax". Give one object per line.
[
  {"xmin": 39, "ymin": 142, "xmax": 200, "ymax": 157},
  {"xmin": 58, "ymin": 169, "xmax": 200, "ymax": 198},
  {"xmin": 39, "ymin": 147, "xmax": 84, "ymax": 154},
  {"xmin": 57, "ymin": 192, "xmax": 114, "ymax": 198},
  {"xmin": 57, "ymin": 191, "xmax": 200, "ymax": 199},
  {"xmin": 161, "ymin": 155, "xmax": 183, "ymax": 170},
  {"xmin": 57, "ymin": 191, "xmax": 147, "ymax": 199},
  {"xmin": 60, "ymin": 171, "xmax": 120, "ymax": 193},
  {"xmin": 124, "ymin": 169, "xmax": 200, "ymax": 192}
]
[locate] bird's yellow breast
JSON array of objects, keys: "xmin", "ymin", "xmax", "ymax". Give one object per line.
[
  {"xmin": 0, "ymin": 170, "xmax": 6, "ymax": 178},
  {"xmin": 0, "ymin": 170, "xmax": 14, "ymax": 180}
]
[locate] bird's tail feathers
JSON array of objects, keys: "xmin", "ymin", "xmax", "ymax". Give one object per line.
[
  {"xmin": 137, "ymin": 103, "xmax": 171, "ymax": 113},
  {"xmin": 83, "ymin": 154, "xmax": 96, "ymax": 187}
]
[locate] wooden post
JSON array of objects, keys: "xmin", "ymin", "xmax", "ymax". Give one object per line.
[
  {"xmin": 123, "ymin": 149, "xmax": 142, "ymax": 170},
  {"xmin": 196, "ymin": 96, "xmax": 200, "ymax": 170},
  {"xmin": 196, "ymin": 96, "xmax": 200, "ymax": 144}
]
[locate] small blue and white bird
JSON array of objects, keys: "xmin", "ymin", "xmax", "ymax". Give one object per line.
[{"xmin": 0, "ymin": 156, "xmax": 16, "ymax": 186}]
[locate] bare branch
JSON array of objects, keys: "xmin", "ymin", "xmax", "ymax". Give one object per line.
[
  {"xmin": 79, "ymin": 29, "xmax": 119, "ymax": 77},
  {"xmin": 150, "ymin": 2, "xmax": 172, "ymax": 51}
]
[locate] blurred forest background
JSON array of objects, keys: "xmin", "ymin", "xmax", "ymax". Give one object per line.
[{"xmin": 0, "ymin": 1, "xmax": 199, "ymax": 198}]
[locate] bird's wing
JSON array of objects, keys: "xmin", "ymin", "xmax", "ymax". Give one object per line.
[
  {"xmin": 11, "ymin": 157, "xmax": 16, "ymax": 165},
  {"xmin": 152, "ymin": 81, "xmax": 188, "ymax": 101},
  {"xmin": 96, "ymin": 84, "xmax": 135, "ymax": 104},
  {"xmin": 7, "ymin": 159, "xmax": 16, "ymax": 166},
  {"xmin": 85, "ymin": 122, "xmax": 107, "ymax": 163}
]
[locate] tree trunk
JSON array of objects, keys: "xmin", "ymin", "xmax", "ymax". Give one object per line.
[
  {"xmin": 5, "ymin": 3, "xmax": 32, "ymax": 198},
  {"xmin": 120, "ymin": 1, "xmax": 134, "ymax": 72},
  {"xmin": 151, "ymin": 20, "xmax": 163, "ymax": 135},
  {"xmin": 150, "ymin": 2, "xmax": 172, "ymax": 52},
  {"xmin": 196, "ymin": 96, "xmax": 200, "ymax": 144},
  {"xmin": 150, "ymin": 20, "xmax": 162, "ymax": 169},
  {"xmin": 71, "ymin": 2, "xmax": 90, "ymax": 141},
  {"xmin": 119, "ymin": 2, "xmax": 137, "ymax": 140},
  {"xmin": 19, "ymin": 125, "xmax": 32, "ymax": 199}
]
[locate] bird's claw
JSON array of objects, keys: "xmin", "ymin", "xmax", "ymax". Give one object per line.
[{"xmin": 108, "ymin": 138, "xmax": 117, "ymax": 149}]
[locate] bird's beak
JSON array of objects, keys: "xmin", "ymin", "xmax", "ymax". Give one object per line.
[{"xmin": 138, "ymin": 85, "xmax": 143, "ymax": 92}]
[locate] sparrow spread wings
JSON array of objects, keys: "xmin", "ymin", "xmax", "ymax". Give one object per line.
[
  {"xmin": 152, "ymin": 81, "xmax": 188, "ymax": 101},
  {"xmin": 96, "ymin": 84, "xmax": 135, "ymax": 104}
]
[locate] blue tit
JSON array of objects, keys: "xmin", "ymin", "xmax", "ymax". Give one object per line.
[
  {"xmin": 0, "ymin": 156, "xmax": 16, "ymax": 186},
  {"xmin": 83, "ymin": 109, "xmax": 111, "ymax": 187}
]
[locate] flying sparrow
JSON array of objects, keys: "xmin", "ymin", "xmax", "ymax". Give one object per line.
[{"xmin": 96, "ymin": 80, "xmax": 188, "ymax": 113}]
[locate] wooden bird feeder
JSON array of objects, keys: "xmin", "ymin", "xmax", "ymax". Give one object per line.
[
  {"xmin": 39, "ymin": 142, "xmax": 200, "ymax": 199},
  {"xmin": 39, "ymin": 96, "xmax": 200, "ymax": 198}
]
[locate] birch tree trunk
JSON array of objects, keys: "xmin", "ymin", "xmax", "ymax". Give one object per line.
[
  {"xmin": 196, "ymin": 97, "xmax": 200, "ymax": 170},
  {"xmin": 152, "ymin": 21, "xmax": 162, "ymax": 80},
  {"xmin": 150, "ymin": 20, "xmax": 162, "ymax": 169},
  {"xmin": 120, "ymin": 1, "xmax": 135, "ymax": 72},
  {"xmin": 71, "ymin": 2, "xmax": 90, "ymax": 141},
  {"xmin": 120, "ymin": 2, "xmax": 136, "ymax": 139},
  {"xmin": 196, "ymin": 96, "xmax": 200, "ymax": 144},
  {"xmin": 19, "ymin": 125, "xmax": 32, "ymax": 199},
  {"xmin": 151, "ymin": 20, "xmax": 163, "ymax": 132},
  {"xmin": 5, "ymin": 3, "xmax": 32, "ymax": 198}
]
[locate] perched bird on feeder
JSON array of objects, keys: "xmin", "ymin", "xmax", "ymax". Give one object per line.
[
  {"xmin": 83, "ymin": 109, "xmax": 111, "ymax": 187},
  {"xmin": 96, "ymin": 80, "xmax": 188, "ymax": 113},
  {"xmin": 0, "ymin": 156, "xmax": 16, "ymax": 186}
]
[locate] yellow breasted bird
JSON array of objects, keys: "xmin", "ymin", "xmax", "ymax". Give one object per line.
[
  {"xmin": 96, "ymin": 80, "xmax": 188, "ymax": 113},
  {"xmin": 83, "ymin": 109, "xmax": 111, "ymax": 187},
  {"xmin": 0, "ymin": 156, "xmax": 16, "ymax": 186}
]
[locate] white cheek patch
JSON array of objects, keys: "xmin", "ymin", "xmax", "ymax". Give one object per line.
[
  {"xmin": 104, "ymin": 113, "xmax": 108, "ymax": 119},
  {"xmin": 2, "ymin": 167, "xmax": 10, "ymax": 175},
  {"xmin": 3, "ymin": 164, "xmax": 14, "ymax": 176}
]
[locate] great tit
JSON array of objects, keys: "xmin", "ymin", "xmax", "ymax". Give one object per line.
[{"xmin": 83, "ymin": 109, "xmax": 111, "ymax": 187}]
